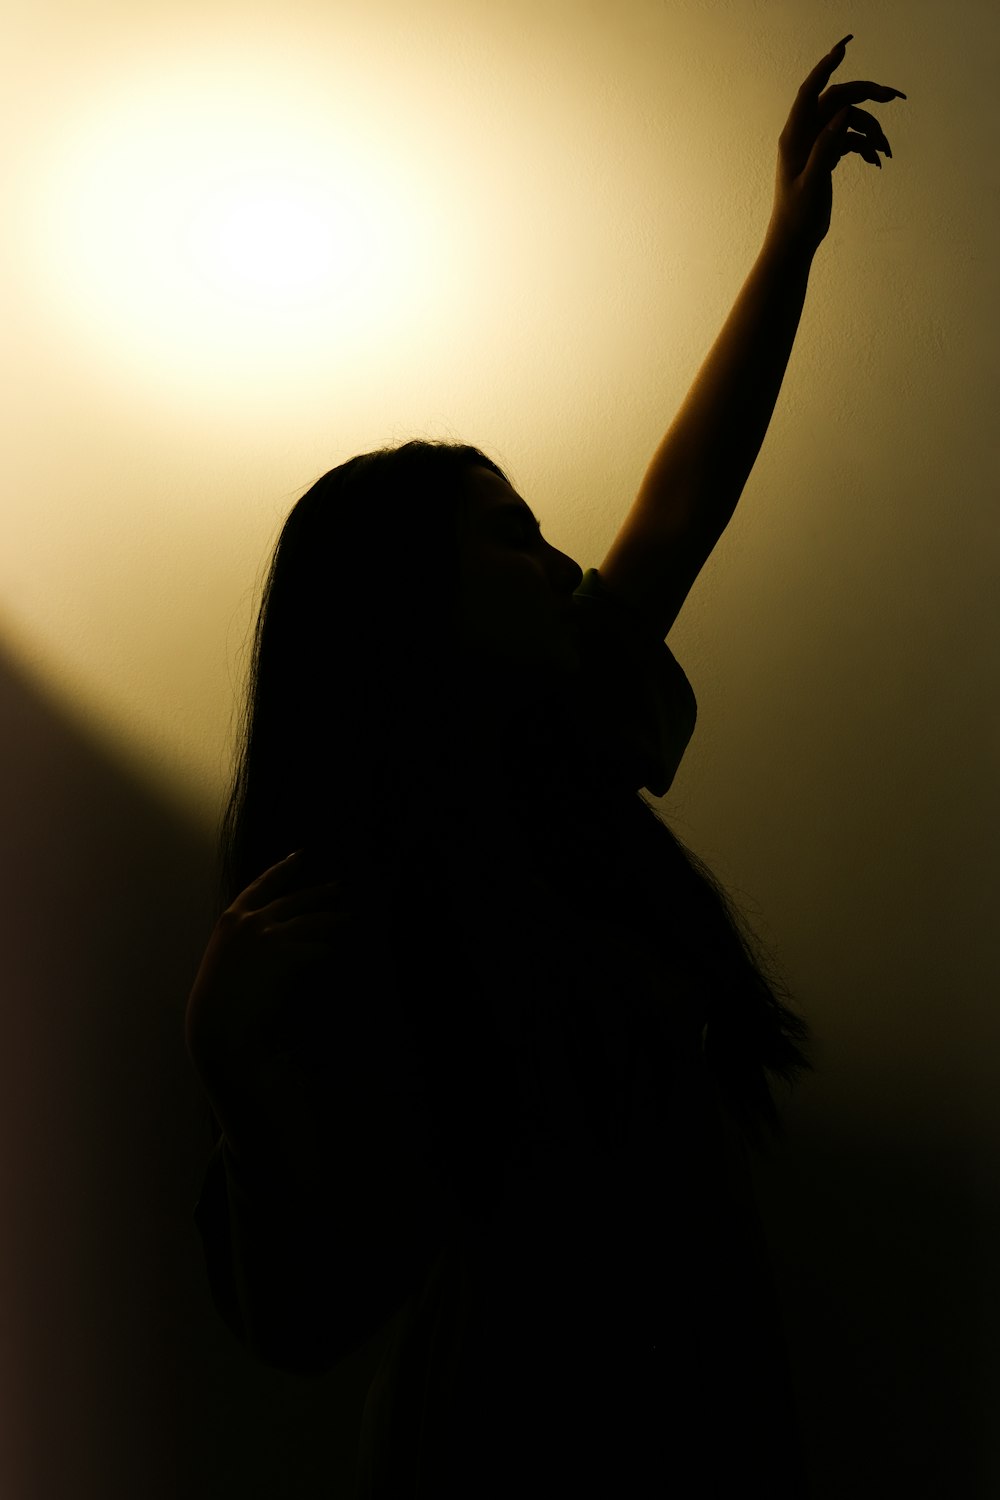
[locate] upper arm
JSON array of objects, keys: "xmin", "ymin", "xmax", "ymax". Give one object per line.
[{"xmin": 598, "ymin": 501, "xmax": 717, "ymax": 641}]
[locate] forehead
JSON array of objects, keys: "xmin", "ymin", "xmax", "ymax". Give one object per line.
[{"xmin": 462, "ymin": 466, "xmax": 534, "ymax": 522}]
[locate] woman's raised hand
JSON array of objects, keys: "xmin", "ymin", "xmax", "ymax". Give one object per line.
[{"xmin": 768, "ymin": 35, "xmax": 907, "ymax": 253}]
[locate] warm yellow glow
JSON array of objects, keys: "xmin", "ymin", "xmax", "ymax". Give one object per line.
[
  {"xmin": 2, "ymin": 21, "xmax": 714, "ymax": 822},
  {"xmin": 27, "ymin": 55, "xmax": 449, "ymax": 396},
  {"xmin": 181, "ymin": 168, "xmax": 361, "ymax": 309}
]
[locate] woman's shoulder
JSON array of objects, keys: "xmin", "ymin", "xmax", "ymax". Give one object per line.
[{"xmin": 571, "ymin": 569, "xmax": 697, "ymax": 797}]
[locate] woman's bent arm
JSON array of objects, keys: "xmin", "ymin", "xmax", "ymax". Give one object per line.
[{"xmin": 199, "ymin": 1052, "xmax": 458, "ymax": 1373}]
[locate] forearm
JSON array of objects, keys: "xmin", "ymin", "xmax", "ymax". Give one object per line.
[
  {"xmin": 197, "ymin": 1050, "xmax": 458, "ymax": 1370},
  {"xmin": 636, "ymin": 227, "xmax": 817, "ymax": 552}
]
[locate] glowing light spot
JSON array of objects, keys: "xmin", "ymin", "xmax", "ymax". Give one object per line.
[
  {"xmin": 182, "ymin": 170, "xmax": 353, "ymax": 307},
  {"xmin": 25, "ymin": 57, "xmax": 448, "ymax": 397}
]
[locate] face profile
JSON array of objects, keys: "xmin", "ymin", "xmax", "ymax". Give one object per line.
[{"xmin": 454, "ymin": 466, "xmax": 584, "ymax": 686}]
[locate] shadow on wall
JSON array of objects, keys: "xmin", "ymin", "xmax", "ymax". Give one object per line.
[
  {"xmin": 0, "ymin": 643, "xmax": 386, "ymax": 1500},
  {"xmin": 0, "ymin": 641, "xmax": 993, "ymax": 1498}
]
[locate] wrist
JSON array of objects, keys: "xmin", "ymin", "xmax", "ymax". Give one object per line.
[{"xmin": 762, "ymin": 215, "xmax": 822, "ymax": 271}]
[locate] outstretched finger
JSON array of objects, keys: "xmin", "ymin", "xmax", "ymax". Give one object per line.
[
  {"xmin": 782, "ymin": 36, "xmax": 853, "ymax": 151},
  {"xmin": 835, "ymin": 105, "xmax": 893, "ymax": 158},
  {"xmin": 819, "ymin": 79, "xmax": 907, "ymax": 126},
  {"xmin": 802, "ymin": 35, "xmax": 853, "ymax": 93},
  {"xmin": 807, "ymin": 104, "xmax": 877, "ymax": 176},
  {"xmin": 832, "ymin": 133, "xmax": 888, "ymax": 170}
]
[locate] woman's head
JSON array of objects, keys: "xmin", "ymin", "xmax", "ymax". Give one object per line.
[{"xmin": 219, "ymin": 439, "xmax": 583, "ymax": 905}]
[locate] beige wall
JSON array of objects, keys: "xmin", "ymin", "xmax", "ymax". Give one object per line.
[{"xmin": 2, "ymin": 1, "xmax": 995, "ymax": 1495}]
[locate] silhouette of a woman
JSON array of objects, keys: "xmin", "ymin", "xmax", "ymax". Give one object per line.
[{"xmin": 186, "ymin": 38, "xmax": 905, "ymax": 1498}]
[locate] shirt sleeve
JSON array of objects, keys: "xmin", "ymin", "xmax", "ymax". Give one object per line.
[{"xmin": 570, "ymin": 567, "xmax": 697, "ymax": 797}]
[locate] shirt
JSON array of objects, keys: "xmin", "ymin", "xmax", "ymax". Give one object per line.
[{"xmin": 194, "ymin": 566, "xmax": 806, "ymax": 1498}]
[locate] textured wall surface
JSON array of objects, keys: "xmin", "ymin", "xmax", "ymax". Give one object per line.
[{"xmin": 1, "ymin": 1, "xmax": 996, "ymax": 1496}]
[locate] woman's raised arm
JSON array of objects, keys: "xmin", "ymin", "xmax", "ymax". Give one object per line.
[{"xmin": 599, "ymin": 35, "xmax": 908, "ymax": 639}]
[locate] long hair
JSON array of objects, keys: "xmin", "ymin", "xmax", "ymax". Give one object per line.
[
  {"xmin": 219, "ymin": 439, "xmax": 506, "ymax": 908},
  {"xmin": 218, "ymin": 439, "xmax": 810, "ymax": 1150}
]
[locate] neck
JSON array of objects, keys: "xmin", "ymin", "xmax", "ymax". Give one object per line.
[{"xmin": 448, "ymin": 664, "xmax": 598, "ymax": 810}]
